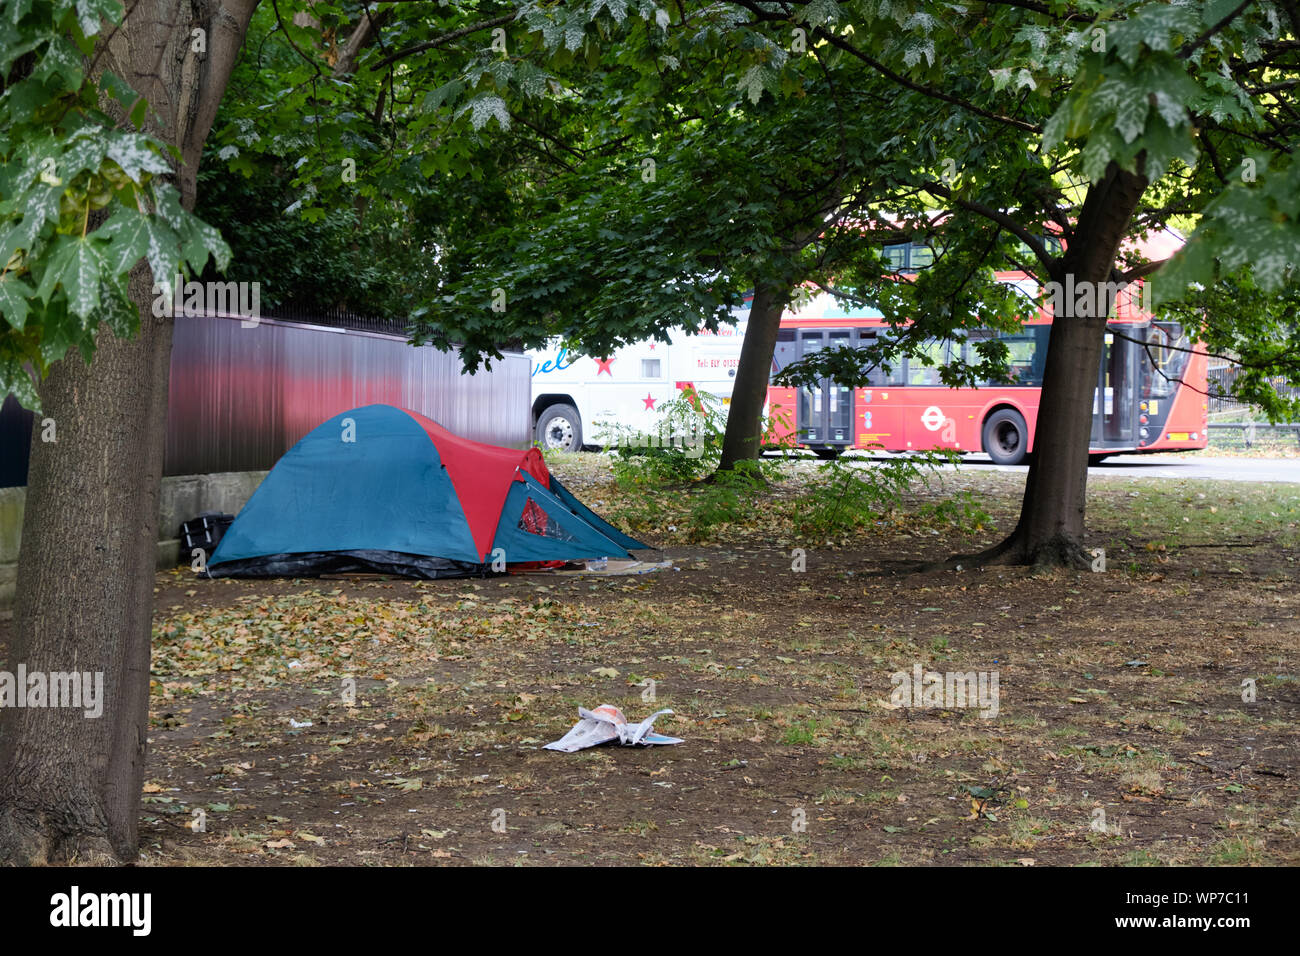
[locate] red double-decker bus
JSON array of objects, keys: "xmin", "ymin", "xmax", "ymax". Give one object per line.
[{"xmin": 766, "ymin": 240, "xmax": 1209, "ymax": 464}]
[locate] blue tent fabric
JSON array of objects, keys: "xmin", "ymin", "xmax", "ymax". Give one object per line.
[
  {"xmin": 547, "ymin": 476, "xmax": 645, "ymax": 553},
  {"xmin": 204, "ymin": 404, "xmax": 646, "ymax": 579},
  {"xmin": 491, "ymin": 473, "xmax": 635, "ymax": 563}
]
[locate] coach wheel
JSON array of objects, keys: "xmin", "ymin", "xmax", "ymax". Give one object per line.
[
  {"xmin": 536, "ymin": 404, "xmax": 582, "ymax": 452},
  {"xmin": 982, "ymin": 408, "xmax": 1028, "ymax": 465},
  {"xmin": 1088, "ymin": 453, "xmax": 1111, "ymax": 466},
  {"xmin": 813, "ymin": 446, "xmax": 844, "ymax": 461}
]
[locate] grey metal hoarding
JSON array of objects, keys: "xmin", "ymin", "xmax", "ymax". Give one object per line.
[{"xmin": 1, "ymin": 311, "xmax": 532, "ymax": 486}]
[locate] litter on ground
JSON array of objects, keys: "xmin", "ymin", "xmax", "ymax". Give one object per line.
[{"xmin": 544, "ymin": 704, "xmax": 683, "ymax": 752}]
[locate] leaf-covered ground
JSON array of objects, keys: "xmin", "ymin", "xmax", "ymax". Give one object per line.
[{"xmin": 30, "ymin": 456, "xmax": 1300, "ymax": 865}]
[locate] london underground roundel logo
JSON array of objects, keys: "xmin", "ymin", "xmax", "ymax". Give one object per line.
[{"xmin": 920, "ymin": 406, "xmax": 946, "ymax": 431}]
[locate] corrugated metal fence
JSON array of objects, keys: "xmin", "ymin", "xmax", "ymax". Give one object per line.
[{"xmin": 1, "ymin": 309, "xmax": 531, "ymax": 486}]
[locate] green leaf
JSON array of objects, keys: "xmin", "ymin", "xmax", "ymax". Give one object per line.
[
  {"xmin": 463, "ymin": 95, "xmax": 509, "ymax": 130},
  {"xmin": 55, "ymin": 129, "xmax": 108, "ymax": 181},
  {"xmin": 180, "ymin": 216, "xmax": 231, "ymax": 274},
  {"xmin": 98, "ymin": 69, "xmax": 137, "ymax": 110},
  {"xmin": 34, "ymin": 35, "xmax": 83, "ymax": 89},
  {"xmin": 1041, "ymin": 100, "xmax": 1072, "ymax": 153},
  {"xmin": 152, "ymin": 182, "xmax": 186, "ymax": 230},
  {"xmin": 142, "ymin": 217, "xmax": 181, "ymax": 287},
  {"xmin": 58, "ymin": 237, "xmax": 107, "ymax": 319},
  {"xmin": 0, "ymin": 274, "xmax": 35, "ymax": 329},
  {"xmin": 1112, "ymin": 90, "xmax": 1149, "ymax": 143},
  {"xmin": 106, "ymin": 132, "xmax": 171, "ymax": 181},
  {"xmin": 96, "ymin": 206, "xmax": 151, "ymax": 275},
  {"xmin": 423, "ymin": 79, "xmax": 465, "ymax": 112},
  {"xmin": 34, "ymin": 234, "xmax": 75, "ymax": 303},
  {"xmin": 8, "ymin": 0, "xmax": 36, "ymax": 28},
  {"xmin": 737, "ymin": 65, "xmax": 770, "ymax": 105},
  {"xmin": 96, "ymin": 283, "xmax": 139, "ymax": 337},
  {"xmin": 75, "ymin": 0, "xmax": 123, "ymax": 37}
]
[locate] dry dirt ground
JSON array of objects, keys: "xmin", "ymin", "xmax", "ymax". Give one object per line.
[{"xmin": 12, "ymin": 458, "xmax": 1300, "ymax": 866}]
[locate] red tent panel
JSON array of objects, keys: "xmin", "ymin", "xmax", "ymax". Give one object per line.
[{"xmin": 404, "ymin": 409, "xmax": 551, "ymax": 560}]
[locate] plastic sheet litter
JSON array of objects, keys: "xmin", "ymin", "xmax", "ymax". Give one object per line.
[{"xmin": 544, "ymin": 704, "xmax": 683, "ymax": 752}]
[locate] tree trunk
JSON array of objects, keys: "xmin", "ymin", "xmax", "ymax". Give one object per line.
[
  {"xmin": 0, "ymin": 0, "xmax": 258, "ymax": 865},
  {"xmin": 949, "ymin": 162, "xmax": 1149, "ymax": 569},
  {"xmin": 998, "ymin": 308, "xmax": 1109, "ymax": 566},
  {"xmin": 716, "ymin": 281, "xmax": 792, "ymax": 472},
  {"xmin": 0, "ymin": 268, "xmax": 174, "ymax": 864}
]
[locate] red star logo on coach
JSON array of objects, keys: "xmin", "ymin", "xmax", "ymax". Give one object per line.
[
  {"xmin": 594, "ymin": 357, "xmax": 614, "ymax": 376},
  {"xmin": 643, "ymin": 393, "xmax": 657, "ymax": 410}
]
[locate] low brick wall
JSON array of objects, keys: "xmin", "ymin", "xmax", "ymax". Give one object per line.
[
  {"xmin": 0, "ymin": 486, "xmax": 21, "ymax": 611},
  {"xmin": 0, "ymin": 471, "xmax": 267, "ymax": 609}
]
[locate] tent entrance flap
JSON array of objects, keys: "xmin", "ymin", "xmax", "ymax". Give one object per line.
[
  {"xmin": 548, "ymin": 476, "xmax": 647, "ymax": 552},
  {"xmin": 492, "ymin": 474, "xmax": 635, "ymax": 563}
]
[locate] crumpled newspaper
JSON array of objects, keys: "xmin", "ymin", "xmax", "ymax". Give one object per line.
[{"xmin": 544, "ymin": 704, "xmax": 683, "ymax": 752}]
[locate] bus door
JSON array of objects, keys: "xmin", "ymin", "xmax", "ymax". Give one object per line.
[
  {"xmin": 796, "ymin": 329, "xmax": 854, "ymax": 447},
  {"xmin": 767, "ymin": 328, "xmax": 799, "ymax": 445},
  {"xmin": 1092, "ymin": 327, "xmax": 1140, "ymax": 446},
  {"xmin": 1136, "ymin": 321, "xmax": 1196, "ymax": 444}
]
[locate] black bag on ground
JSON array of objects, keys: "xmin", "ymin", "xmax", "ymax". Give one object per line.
[{"xmin": 179, "ymin": 512, "xmax": 235, "ymax": 564}]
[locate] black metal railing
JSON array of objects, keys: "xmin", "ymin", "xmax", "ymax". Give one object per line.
[
  {"xmin": 1207, "ymin": 364, "xmax": 1300, "ymax": 415},
  {"xmin": 260, "ymin": 303, "xmax": 414, "ymax": 338}
]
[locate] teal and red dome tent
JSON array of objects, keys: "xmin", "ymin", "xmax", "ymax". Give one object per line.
[{"xmin": 204, "ymin": 404, "xmax": 644, "ymax": 579}]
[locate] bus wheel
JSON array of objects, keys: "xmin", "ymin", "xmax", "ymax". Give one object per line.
[
  {"xmin": 813, "ymin": 447, "xmax": 843, "ymax": 461},
  {"xmin": 536, "ymin": 404, "xmax": 582, "ymax": 452},
  {"xmin": 1088, "ymin": 453, "xmax": 1110, "ymax": 466},
  {"xmin": 982, "ymin": 408, "xmax": 1028, "ymax": 465}
]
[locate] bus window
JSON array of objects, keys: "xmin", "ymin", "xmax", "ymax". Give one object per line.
[
  {"xmin": 977, "ymin": 325, "xmax": 1049, "ymax": 386},
  {"xmin": 870, "ymin": 361, "xmax": 905, "ymax": 386},
  {"xmin": 1012, "ymin": 235, "xmax": 1063, "ymax": 264},
  {"xmin": 855, "ymin": 330, "xmax": 904, "ymax": 385},
  {"xmin": 909, "ymin": 244, "xmax": 935, "ymax": 270},
  {"xmin": 962, "ymin": 328, "xmax": 996, "ymax": 367},
  {"xmin": 906, "ymin": 339, "xmax": 948, "ymax": 386},
  {"xmin": 1004, "ymin": 325, "xmax": 1049, "ymax": 385},
  {"xmin": 882, "ymin": 243, "xmax": 908, "ymax": 272},
  {"xmin": 1144, "ymin": 321, "xmax": 1191, "ymax": 399}
]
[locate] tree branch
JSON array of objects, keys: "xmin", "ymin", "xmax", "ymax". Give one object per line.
[
  {"xmin": 1179, "ymin": 0, "xmax": 1255, "ymax": 60},
  {"xmin": 333, "ymin": 4, "xmax": 392, "ymax": 77},
  {"xmin": 728, "ymin": 0, "xmax": 1041, "ymax": 133},
  {"xmin": 812, "ymin": 28, "xmax": 1041, "ymax": 133},
  {"xmin": 1118, "ymin": 257, "xmax": 1169, "ymax": 282},
  {"xmin": 368, "ymin": 13, "xmax": 517, "ymax": 72},
  {"xmin": 921, "ymin": 180, "xmax": 1058, "ymax": 275},
  {"xmin": 271, "ymin": 0, "xmax": 323, "ymax": 77}
]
